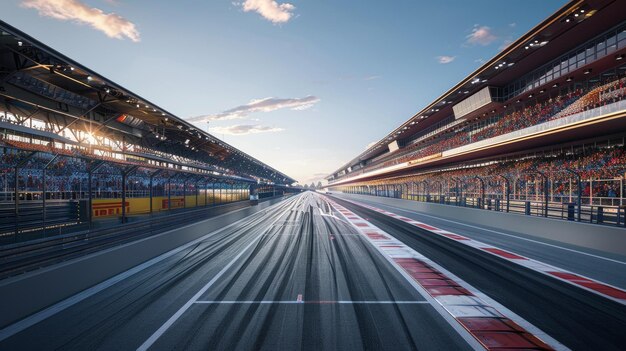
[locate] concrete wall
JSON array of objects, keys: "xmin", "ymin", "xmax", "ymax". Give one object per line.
[
  {"xmin": 337, "ymin": 193, "xmax": 626, "ymax": 257},
  {"xmin": 0, "ymin": 197, "xmax": 286, "ymax": 329}
]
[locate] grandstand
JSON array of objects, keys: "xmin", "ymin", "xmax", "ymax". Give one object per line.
[
  {"xmin": 327, "ymin": 0, "xmax": 626, "ymax": 226},
  {"xmin": 0, "ymin": 20, "xmax": 297, "ymax": 244}
]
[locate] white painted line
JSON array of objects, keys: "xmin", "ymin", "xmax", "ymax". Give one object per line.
[
  {"xmin": 343, "ymin": 197, "xmax": 626, "ymax": 304},
  {"xmin": 326, "ymin": 195, "xmax": 570, "ymax": 351},
  {"xmin": 356, "ymin": 198, "xmax": 626, "ymax": 266},
  {"xmin": 193, "ymin": 300, "xmax": 430, "ymax": 304},
  {"xmin": 137, "ymin": 198, "xmax": 296, "ymax": 351},
  {"xmin": 323, "ymin": 198, "xmax": 484, "ymax": 351},
  {"xmin": 0, "ymin": 200, "xmax": 290, "ymax": 343}
]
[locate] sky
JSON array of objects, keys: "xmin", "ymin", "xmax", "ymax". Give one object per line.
[{"xmin": 0, "ymin": 0, "xmax": 567, "ymax": 185}]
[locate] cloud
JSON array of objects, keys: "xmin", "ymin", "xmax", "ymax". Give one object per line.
[
  {"xmin": 437, "ymin": 55, "xmax": 456, "ymax": 64},
  {"xmin": 188, "ymin": 95, "xmax": 320, "ymax": 122},
  {"xmin": 466, "ymin": 25, "xmax": 497, "ymax": 46},
  {"xmin": 365, "ymin": 141, "xmax": 377, "ymax": 150},
  {"xmin": 210, "ymin": 124, "xmax": 284, "ymax": 136},
  {"xmin": 21, "ymin": 0, "xmax": 140, "ymax": 42},
  {"xmin": 364, "ymin": 75, "xmax": 381, "ymax": 81},
  {"xmin": 499, "ymin": 39, "xmax": 514, "ymax": 50},
  {"xmin": 241, "ymin": 0, "xmax": 295, "ymax": 24}
]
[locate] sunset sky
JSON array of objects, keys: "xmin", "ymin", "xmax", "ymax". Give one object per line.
[{"xmin": 1, "ymin": 0, "xmax": 566, "ymax": 184}]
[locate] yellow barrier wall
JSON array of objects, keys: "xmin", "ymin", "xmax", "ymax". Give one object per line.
[{"xmin": 91, "ymin": 191, "xmax": 248, "ymax": 218}]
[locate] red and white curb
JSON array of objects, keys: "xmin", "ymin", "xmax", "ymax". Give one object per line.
[
  {"xmin": 326, "ymin": 197, "xmax": 564, "ymax": 351},
  {"xmin": 339, "ymin": 197, "xmax": 626, "ymax": 305}
]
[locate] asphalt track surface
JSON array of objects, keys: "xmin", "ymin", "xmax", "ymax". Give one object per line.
[
  {"xmin": 0, "ymin": 193, "xmax": 473, "ymax": 350},
  {"xmin": 330, "ymin": 195, "xmax": 626, "ymax": 351},
  {"xmin": 334, "ymin": 193, "xmax": 626, "ymax": 289}
]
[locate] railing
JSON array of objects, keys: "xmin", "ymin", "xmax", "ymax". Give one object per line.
[
  {"xmin": 344, "ymin": 188, "xmax": 626, "ymax": 228},
  {"xmin": 445, "ymin": 99, "xmax": 626, "ymax": 157},
  {"xmin": 0, "ymin": 194, "xmax": 293, "ymax": 280},
  {"xmin": 0, "ymin": 193, "xmax": 250, "ymax": 245}
]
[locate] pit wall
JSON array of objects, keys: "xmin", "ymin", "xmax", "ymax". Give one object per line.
[{"xmin": 335, "ymin": 193, "xmax": 626, "ymax": 257}]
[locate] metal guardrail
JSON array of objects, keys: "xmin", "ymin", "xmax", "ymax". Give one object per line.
[
  {"xmin": 357, "ymin": 192, "xmax": 626, "ymax": 228},
  {"xmin": 0, "ymin": 196, "xmax": 289, "ymax": 280}
]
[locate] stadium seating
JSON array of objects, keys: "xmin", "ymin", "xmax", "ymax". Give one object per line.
[{"xmin": 356, "ymin": 74, "xmax": 626, "ymax": 175}]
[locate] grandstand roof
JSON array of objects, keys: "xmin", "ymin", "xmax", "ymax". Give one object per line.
[
  {"xmin": 0, "ymin": 20, "xmax": 296, "ymax": 185},
  {"xmin": 328, "ymin": 0, "xmax": 626, "ymax": 181}
]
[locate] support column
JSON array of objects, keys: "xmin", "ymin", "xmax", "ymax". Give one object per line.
[
  {"xmin": 183, "ymin": 180, "xmax": 187, "ymax": 209},
  {"xmin": 167, "ymin": 177, "xmax": 172, "ymax": 212},
  {"xmin": 149, "ymin": 175, "xmax": 153, "ymax": 215},
  {"xmin": 121, "ymin": 171, "xmax": 126, "ymax": 223},
  {"xmin": 88, "ymin": 169, "xmax": 93, "ymax": 229},
  {"xmin": 14, "ymin": 166, "xmax": 19, "ymax": 237},
  {"xmin": 41, "ymin": 154, "xmax": 59, "ymax": 236}
]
